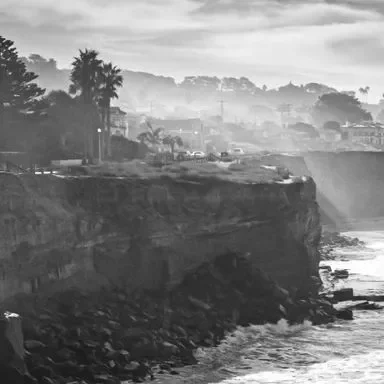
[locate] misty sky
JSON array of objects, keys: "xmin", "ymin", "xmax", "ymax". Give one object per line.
[{"xmin": 1, "ymin": 0, "xmax": 384, "ymax": 102}]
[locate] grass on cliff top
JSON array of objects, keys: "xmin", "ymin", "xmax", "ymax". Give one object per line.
[{"xmin": 86, "ymin": 159, "xmax": 286, "ymax": 184}]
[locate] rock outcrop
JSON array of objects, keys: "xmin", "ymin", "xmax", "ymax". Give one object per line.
[{"xmin": 0, "ymin": 172, "xmax": 321, "ymax": 301}]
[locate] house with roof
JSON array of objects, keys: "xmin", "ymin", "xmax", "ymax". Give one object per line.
[
  {"xmin": 151, "ymin": 118, "xmax": 205, "ymax": 150},
  {"xmin": 341, "ymin": 121, "xmax": 384, "ymax": 145},
  {"xmin": 110, "ymin": 107, "xmax": 129, "ymax": 138}
]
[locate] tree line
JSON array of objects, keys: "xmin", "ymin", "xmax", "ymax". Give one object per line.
[
  {"xmin": 0, "ymin": 36, "xmax": 124, "ymax": 163},
  {"xmin": 0, "ymin": 34, "xmax": 379, "ymax": 166}
]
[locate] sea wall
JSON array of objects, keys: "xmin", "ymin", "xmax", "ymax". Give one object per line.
[{"xmin": 0, "ymin": 172, "xmax": 321, "ymax": 302}]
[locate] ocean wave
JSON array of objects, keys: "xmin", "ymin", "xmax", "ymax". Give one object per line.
[{"xmin": 216, "ymin": 350, "xmax": 384, "ymax": 384}]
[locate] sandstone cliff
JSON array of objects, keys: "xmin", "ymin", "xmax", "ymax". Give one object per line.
[{"xmin": 0, "ymin": 172, "xmax": 321, "ymax": 301}]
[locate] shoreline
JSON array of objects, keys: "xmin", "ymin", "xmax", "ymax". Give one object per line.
[{"xmin": 2, "ymin": 252, "xmax": 338, "ymax": 384}]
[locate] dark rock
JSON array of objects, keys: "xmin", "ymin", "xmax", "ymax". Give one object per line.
[
  {"xmin": 29, "ymin": 365, "xmax": 55, "ymax": 380},
  {"xmin": 41, "ymin": 377, "xmax": 57, "ymax": 384},
  {"xmin": 352, "ymin": 295, "xmax": 384, "ymax": 302},
  {"xmin": 159, "ymin": 341, "xmax": 179, "ymax": 358},
  {"xmin": 350, "ymin": 301, "xmax": 382, "ymax": 310},
  {"xmin": 333, "ymin": 288, "xmax": 354, "ymax": 302},
  {"xmin": 178, "ymin": 346, "xmax": 197, "ymax": 365},
  {"xmin": 25, "ymin": 340, "xmax": 47, "ymax": 350},
  {"xmin": 0, "ymin": 311, "xmax": 28, "ymax": 384},
  {"xmin": 336, "ymin": 308, "xmax": 353, "ymax": 320},
  {"xmin": 188, "ymin": 296, "xmax": 211, "ymax": 311},
  {"xmin": 55, "ymin": 348, "xmax": 74, "ymax": 362},
  {"xmin": 130, "ymin": 340, "xmax": 158, "ymax": 359},
  {"xmin": 171, "ymin": 325, "xmax": 188, "ymax": 338},
  {"xmin": 333, "ymin": 269, "xmax": 349, "ymax": 279}
]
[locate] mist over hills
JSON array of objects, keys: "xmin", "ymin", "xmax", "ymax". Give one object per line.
[{"xmin": 21, "ymin": 54, "xmax": 382, "ymax": 123}]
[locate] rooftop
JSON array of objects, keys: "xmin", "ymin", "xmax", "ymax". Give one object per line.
[
  {"xmin": 342, "ymin": 121, "xmax": 384, "ymax": 129},
  {"xmin": 110, "ymin": 107, "xmax": 127, "ymax": 115}
]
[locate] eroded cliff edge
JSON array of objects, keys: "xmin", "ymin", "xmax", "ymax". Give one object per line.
[{"xmin": 0, "ymin": 172, "xmax": 321, "ymax": 301}]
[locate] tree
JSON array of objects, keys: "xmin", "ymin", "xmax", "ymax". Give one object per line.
[
  {"xmin": 323, "ymin": 121, "xmax": 341, "ymax": 131},
  {"xmin": 288, "ymin": 122, "xmax": 319, "ymax": 138},
  {"xmin": 311, "ymin": 93, "xmax": 372, "ymax": 127},
  {"xmin": 43, "ymin": 90, "xmax": 86, "ymax": 155},
  {"xmin": 358, "ymin": 86, "xmax": 370, "ymax": 103},
  {"xmin": 0, "ymin": 36, "xmax": 45, "ymax": 148},
  {"xmin": 110, "ymin": 135, "xmax": 149, "ymax": 161},
  {"xmin": 137, "ymin": 120, "xmax": 163, "ymax": 150},
  {"xmin": 69, "ymin": 49, "xmax": 103, "ymax": 158},
  {"xmin": 99, "ymin": 62, "xmax": 123, "ymax": 157},
  {"xmin": 377, "ymin": 109, "xmax": 384, "ymax": 124},
  {"xmin": 162, "ymin": 135, "xmax": 183, "ymax": 154}
]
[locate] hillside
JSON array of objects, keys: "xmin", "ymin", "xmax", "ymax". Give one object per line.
[{"xmin": 22, "ymin": 54, "xmax": 384, "ymax": 122}]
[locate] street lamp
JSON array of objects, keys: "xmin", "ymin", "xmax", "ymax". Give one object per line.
[{"xmin": 97, "ymin": 128, "xmax": 102, "ymax": 163}]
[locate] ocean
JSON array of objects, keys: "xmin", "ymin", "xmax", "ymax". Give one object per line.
[{"xmin": 157, "ymin": 230, "xmax": 384, "ymax": 384}]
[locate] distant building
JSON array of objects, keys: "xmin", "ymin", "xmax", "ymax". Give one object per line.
[
  {"xmin": 110, "ymin": 107, "xmax": 129, "ymax": 138},
  {"xmin": 320, "ymin": 130, "xmax": 342, "ymax": 142},
  {"xmin": 0, "ymin": 152, "xmax": 30, "ymax": 170},
  {"xmin": 151, "ymin": 118, "xmax": 205, "ymax": 150},
  {"xmin": 319, "ymin": 124, "xmax": 342, "ymax": 142},
  {"xmin": 341, "ymin": 121, "xmax": 384, "ymax": 145}
]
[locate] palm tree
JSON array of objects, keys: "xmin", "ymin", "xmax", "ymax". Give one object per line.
[
  {"xmin": 365, "ymin": 86, "xmax": 370, "ymax": 103},
  {"xmin": 99, "ymin": 62, "xmax": 123, "ymax": 157},
  {"xmin": 96, "ymin": 93, "xmax": 107, "ymax": 157},
  {"xmin": 137, "ymin": 120, "xmax": 163, "ymax": 150},
  {"xmin": 162, "ymin": 135, "xmax": 183, "ymax": 154},
  {"xmin": 69, "ymin": 49, "xmax": 103, "ymax": 159},
  {"xmin": 358, "ymin": 86, "xmax": 370, "ymax": 104}
]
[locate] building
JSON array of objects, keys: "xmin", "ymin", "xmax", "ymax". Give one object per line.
[
  {"xmin": 341, "ymin": 121, "xmax": 384, "ymax": 145},
  {"xmin": 319, "ymin": 129, "xmax": 342, "ymax": 142},
  {"xmin": 151, "ymin": 118, "xmax": 205, "ymax": 150},
  {"xmin": 110, "ymin": 107, "xmax": 129, "ymax": 138}
]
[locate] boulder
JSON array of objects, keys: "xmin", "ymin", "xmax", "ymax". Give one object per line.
[
  {"xmin": 333, "ymin": 288, "xmax": 354, "ymax": 302},
  {"xmin": 336, "ymin": 308, "xmax": 353, "ymax": 320},
  {"xmin": 158, "ymin": 342, "xmax": 179, "ymax": 358},
  {"xmin": 350, "ymin": 301, "xmax": 382, "ymax": 310},
  {"xmin": 0, "ymin": 312, "xmax": 32, "ymax": 384},
  {"xmin": 332, "ymin": 269, "xmax": 349, "ymax": 279}
]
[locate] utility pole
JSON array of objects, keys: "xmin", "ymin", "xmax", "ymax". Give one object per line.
[
  {"xmin": 0, "ymin": 64, "xmax": 6, "ymax": 140},
  {"xmin": 149, "ymin": 101, "xmax": 154, "ymax": 116},
  {"xmin": 277, "ymin": 104, "xmax": 292, "ymax": 128},
  {"xmin": 218, "ymin": 99, "xmax": 225, "ymax": 122}
]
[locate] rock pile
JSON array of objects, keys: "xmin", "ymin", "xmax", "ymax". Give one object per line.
[
  {"xmin": 320, "ymin": 231, "xmax": 365, "ymax": 260},
  {"xmin": 4, "ymin": 252, "xmax": 337, "ymax": 384}
]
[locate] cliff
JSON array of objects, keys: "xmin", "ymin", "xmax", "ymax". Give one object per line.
[
  {"xmin": 304, "ymin": 151, "xmax": 384, "ymax": 220},
  {"xmin": 262, "ymin": 152, "xmax": 348, "ymax": 227},
  {"xmin": 0, "ymin": 171, "xmax": 321, "ymax": 302}
]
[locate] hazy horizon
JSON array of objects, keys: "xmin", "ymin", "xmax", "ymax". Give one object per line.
[{"xmin": 2, "ymin": 0, "xmax": 384, "ymax": 103}]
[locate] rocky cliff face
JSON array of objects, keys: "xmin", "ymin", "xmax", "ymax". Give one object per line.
[
  {"xmin": 260, "ymin": 154, "xmax": 346, "ymax": 227},
  {"xmin": 262, "ymin": 152, "xmax": 384, "ymax": 227},
  {"xmin": 0, "ymin": 172, "xmax": 321, "ymax": 302}
]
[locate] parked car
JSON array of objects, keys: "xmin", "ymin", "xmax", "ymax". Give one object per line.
[
  {"xmin": 175, "ymin": 150, "xmax": 192, "ymax": 161},
  {"xmin": 191, "ymin": 151, "xmax": 206, "ymax": 159},
  {"xmin": 228, "ymin": 148, "xmax": 245, "ymax": 155}
]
